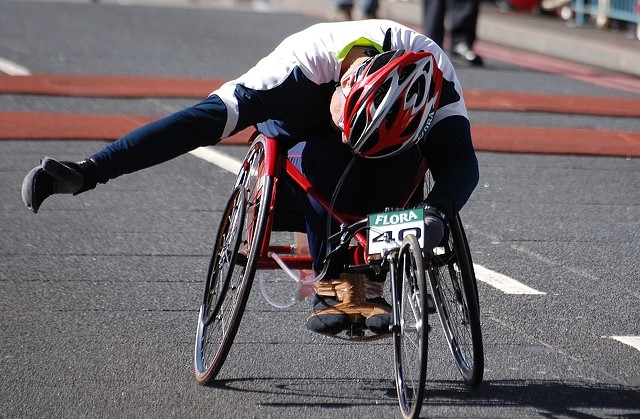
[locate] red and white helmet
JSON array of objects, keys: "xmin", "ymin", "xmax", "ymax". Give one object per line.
[{"xmin": 343, "ymin": 50, "xmax": 443, "ymax": 158}]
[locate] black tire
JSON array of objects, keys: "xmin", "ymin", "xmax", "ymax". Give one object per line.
[
  {"xmin": 427, "ymin": 214, "xmax": 484, "ymax": 386},
  {"xmin": 194, "ymin": 139, "xmax": 273, "ymax": 384},
  {"xmin": 393, "ymin": 234, "xmax": 429, "ymax": 419}
]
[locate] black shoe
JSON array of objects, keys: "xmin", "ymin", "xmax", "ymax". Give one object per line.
[
  {"xmin": 450, "ymin": 43, "xmax": 484, "ymax": 67},
  {"xmin": 364, "ymin": 296, "xmax": 392, "ymax": 334},
  {"xmin": 305, "ymin": 294, "xmax": 351, "ymax": 335}
]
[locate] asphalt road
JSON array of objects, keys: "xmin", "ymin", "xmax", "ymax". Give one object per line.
[{"xmin": 1, "ymin": 1, "xmax": 639, "ymax": 418}]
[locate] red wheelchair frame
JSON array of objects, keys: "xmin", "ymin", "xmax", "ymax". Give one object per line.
[
  {"xmin": 253, "ymin": 132, "xmax": 429, "ymax": 272},
  {"xmin": 194, "ymin": 130, "xmax": 483, "ymax": 419}
]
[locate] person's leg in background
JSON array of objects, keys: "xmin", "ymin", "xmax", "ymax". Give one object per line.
[
  {"xmin": 449, "ymin": 0, "xmax": 483, "ymax": 66},
  {"xmin": 362, "ymin": 0, "xmax": 379, "ymax": 18},
  {"xmin": 334, "ymin": 0, "xmax": 354, "ymax": 20},
  {"xmin": 422, "ymin": 0, "xmax": 483, "ymax": 66},
  {"xmin": 422, "ymin": 0, "xmax": 447, "ymax": 47},
  {"xmin": 334, "ymin": 0, "xmax": 378, "ymax": 20}
]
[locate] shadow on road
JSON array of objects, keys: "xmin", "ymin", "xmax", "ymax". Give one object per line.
[
  {"xmin": 206, "ymin": 377, "xmax": 640, "ymax": 416},
  {"xmin": 427, "ymin": 379, "xmax": 640, "ymax": 418}
]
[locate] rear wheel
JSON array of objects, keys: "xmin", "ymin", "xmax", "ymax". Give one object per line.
[
  {"xmin": 393, "ymin": 234, "xmax": 429, "ymax": 419},
  {"xmin": 194, "ymin": 139, "xmax": 273, "ymax": 384},
  {"xmin": 427, "ymin": 214, "xmax": 484, "ymax": 386}
]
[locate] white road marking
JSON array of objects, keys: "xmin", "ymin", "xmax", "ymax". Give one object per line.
[
  {"xmin": 189, "ymin": 146, "xmax": 242, "ymax": 174},
  {"xmin": 190, "ymin": 146, "xmax": 547, "ymax": 296},
  {"xmin": 606, "ymin": 336, "xmax": 640, "ymax": 352},
  {"xmin": 474, "ymin": 264, "xmax": 546, "ymax": 294},
  {"xmin": 0, "ymin": 57, "xmax": 31, "ymax": 76}
]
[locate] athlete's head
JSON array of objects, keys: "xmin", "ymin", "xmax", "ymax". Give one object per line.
[{"xmin": 331, "ymin": 50, "xmax": 443, "ymax": 159}]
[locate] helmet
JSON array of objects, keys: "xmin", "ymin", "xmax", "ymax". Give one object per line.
[{"xmin": 343, "ymin": 50, "xmax": 443, "ymax": 158}]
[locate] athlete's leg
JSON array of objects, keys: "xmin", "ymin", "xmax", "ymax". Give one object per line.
[
  {"xmin": 22, "ymin": 63, "xmax": 335, "ymax": 214},
  {"xmin": 287, "ymin": 133, "xmax": 423, "ymax": 274},
  {"xmin": 286, "ymin": 131, "xmax": 354, "ymax": 276},
  {"xmin": 22, "ymin": 95, "xmax": 232, "ymax": 213},
  {"xmin": 287, "ymin": 133, "xmax": 423, "ymax": 334},
  {"xmin": 91, "ymin": 95, "xmax": 228, "ymax": 183}
]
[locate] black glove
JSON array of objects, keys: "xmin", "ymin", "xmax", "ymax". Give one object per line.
[
  {"xmin": 423, "ymin": 206, "xmax": 445, "ymax": 252},
  {"xmin": 21, "ymin": 157, "xmax": 97, "ymax": 214}
]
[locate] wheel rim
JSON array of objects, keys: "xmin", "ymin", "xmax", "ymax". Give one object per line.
[
  {"xmin": 203, "ymin": 189, "xmax": 245, "ymax": 326},
  {"xmin": 431, "ymin": 251, "xmax": 476, "ymax": 378},
  {"xmin": 195, "ymin": 188, "xmax": 247, "ymax": 379},
  {"xmin": 428, "ymin": 218, "xmax": 482, "ymax": 384},
  {"xmin": 195, "ymin": 139, "xmax": 270, "ymax": 383},
  {"xmin": 394, "ymin": 235, "xmax": 427, "ymax": 418}
]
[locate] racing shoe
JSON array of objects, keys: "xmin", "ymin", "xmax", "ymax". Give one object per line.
[
  {"xmin": 305, "ymin": 273, "xmax": 392, "ymax": 335},
  {"xmin": 22, "ymin": 157, "xmax": 97, "ymax": 214},
  {"xmin": 363, "ymin": 296, "xmax": 392, "ymax": 334},
  {"xmin": 305, "ymin": 293, "xmax": 351, "ymax": 335}
]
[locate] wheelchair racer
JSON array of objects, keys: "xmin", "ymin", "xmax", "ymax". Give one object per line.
[{"xmin": 22, "ymin": 19, "xmax": 479, "ymax": 336}]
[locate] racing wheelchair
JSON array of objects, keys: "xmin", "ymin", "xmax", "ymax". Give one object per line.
[{"xmin": 194, "ymin": 131, "xmax": 484, "ymax": 419}]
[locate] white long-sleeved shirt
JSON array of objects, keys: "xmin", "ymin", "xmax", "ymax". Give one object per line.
[{"xmin": 212, "ymin": 19, "xmax": 467, "ymax": 140}]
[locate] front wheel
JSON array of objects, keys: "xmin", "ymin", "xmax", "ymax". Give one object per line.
[
  {"xmin": 427, "ymin": 214, "xmax": 484, "ymax": 386},
  {"xmin": 393, "ymin": 234, "xmax": 429, "ymax": 419},
  {"xmin": 194, "ymin": 139, "xmax": 273, "ymax": 384}
]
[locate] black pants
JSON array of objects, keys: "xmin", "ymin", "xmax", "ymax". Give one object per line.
[
  {"xmin": 422, "ymin": 0, "xmax": 480, "ymax": 48},
  {"xmin": 279, "ymin": 115, "xmax": 479, "ymax": 277}
]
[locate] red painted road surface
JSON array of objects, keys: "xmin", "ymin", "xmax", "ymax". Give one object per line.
[{"xmin": 2, "ymin": 74, "xmax": 639, "ymax": 157}]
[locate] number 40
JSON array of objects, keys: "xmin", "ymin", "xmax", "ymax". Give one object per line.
[{"xmin": 371, "ymin": 227, "xmax": 422, "ymax": 243}]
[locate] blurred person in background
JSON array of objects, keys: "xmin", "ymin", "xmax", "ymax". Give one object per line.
[
  {"xmin": 334, "ymin": 0, "xmax": 379, "ymax": 20},
  {"xmin": 422, "ymin": 0, "xmax": 484, "ymax": 66}
]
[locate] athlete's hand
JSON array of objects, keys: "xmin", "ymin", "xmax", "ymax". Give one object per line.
[
  {"xmin": 21, "ymin": 158, "xmax": 84, "ymax": 214},
  {"xmin": 423, "ymin": 206, "xmax": 445, "ymax": 251}
]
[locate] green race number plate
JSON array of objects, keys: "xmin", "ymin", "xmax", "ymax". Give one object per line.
[{"xmin": 367, "ymin": 208, "xmax": 424, "ymax": 255}]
